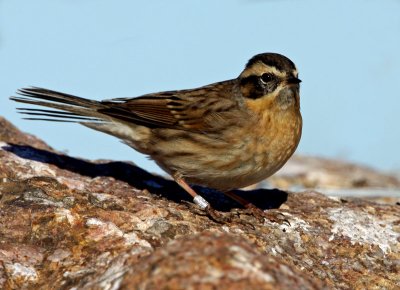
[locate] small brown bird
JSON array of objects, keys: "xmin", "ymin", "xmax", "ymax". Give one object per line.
[{"xmin": 10, "ymin": 53, "xmax": 302, "ymax": 216}]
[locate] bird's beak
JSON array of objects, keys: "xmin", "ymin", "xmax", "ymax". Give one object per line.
[{"xmin": 287, "ymin": 77, "xmax": 302, "ymax": 84}]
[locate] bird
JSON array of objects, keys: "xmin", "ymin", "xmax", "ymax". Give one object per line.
[{"xmin": 10, "ymin": 52, "xmax": 302, "ymax": 219}]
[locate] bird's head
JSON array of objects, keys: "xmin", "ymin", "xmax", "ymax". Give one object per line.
[{"xmin": 238, "ymin": 53, "xmax": 301, "ymax": 112}]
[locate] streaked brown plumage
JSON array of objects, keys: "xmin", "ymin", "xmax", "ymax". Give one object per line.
[{"xmin": 10, "ymin": 53, "xmax": 302, "ymax": 214}]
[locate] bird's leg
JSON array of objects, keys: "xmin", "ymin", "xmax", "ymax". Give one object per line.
[
  {"xmin": 173, "ymin": 174, "xmax": 230, "ymax": 223},
  {"xmin": 173, "ymin": 175, "xmax": 209, "ymax": 209}
]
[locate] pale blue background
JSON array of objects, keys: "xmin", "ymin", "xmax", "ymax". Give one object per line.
[{"xmin": 1, "ymin": 0, "xmax": 399, "ymax": 174}]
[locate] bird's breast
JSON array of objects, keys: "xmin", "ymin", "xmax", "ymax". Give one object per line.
[{"xmin": 225, "ymin": 107, "xmax": 302, "ymax": 188}]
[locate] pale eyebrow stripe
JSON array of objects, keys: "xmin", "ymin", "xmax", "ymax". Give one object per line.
[{"xmin": 240, "ymin": 61, "xmax": 287, "ymax": 78}]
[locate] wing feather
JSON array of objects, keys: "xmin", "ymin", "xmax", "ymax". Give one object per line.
[{"xmin": 99, "ymin": 80, "xmax": 238, "ymax": 131}]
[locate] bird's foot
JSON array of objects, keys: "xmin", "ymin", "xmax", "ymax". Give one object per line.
[
  {"xmin": 232, "ymin": 204, "xmax": 290, "ymax": 226},
  {"xmin": 182, "ymin": 200, "xmax": 232, "ymax": 223}
]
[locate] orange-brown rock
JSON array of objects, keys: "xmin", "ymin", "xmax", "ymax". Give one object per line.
[{"xmin": 0, "ymin": 116, "xmax": 399, "ymax": 289}]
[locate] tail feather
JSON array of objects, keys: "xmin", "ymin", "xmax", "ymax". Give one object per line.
[
  {"xmin": 13, "ymin": 103, "xmax": 98, "ymax": 122},
  {"xmin": 17, "ymin": 108, "xmax": 101, "ymax": 122},
  {"xmin": 10, "ymin": 87, "xmax": 107, "ymax": 122},
  {"xmin": 17, "ymin": 87, "xmax": 99, "ymax": 107},
  {"xmin": 21, "ymin": 118, "xmax": 80, "ymax": 123}
]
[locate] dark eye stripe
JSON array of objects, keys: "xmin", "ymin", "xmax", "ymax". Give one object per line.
[
  {"xmin": 239, "ymin": 75, "xmax": 279, "ymax": 99},
  {"xmin": 239, "ymin": 76, "xmax": 265, "ymax": 99},
  {"xmin": 240, "ymin": 75, "xmax": 261, "ymax": 87}
]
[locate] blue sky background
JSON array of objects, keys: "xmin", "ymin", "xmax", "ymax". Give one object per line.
[{"xmin": 1, "ymin": 0, "xmax": 399, "ymax": 174}]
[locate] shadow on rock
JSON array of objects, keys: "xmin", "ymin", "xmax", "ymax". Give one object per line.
[{"xmin": 3, "ymin": 143, "xmax": 288, "ymax": 211}]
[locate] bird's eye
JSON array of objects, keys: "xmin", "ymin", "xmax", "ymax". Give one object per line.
[{"xmin": 260, "ymin": 73, "xmax": 274, "ymax": 84}]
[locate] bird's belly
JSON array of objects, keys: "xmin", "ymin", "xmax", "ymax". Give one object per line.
[
  {"xmin": 150, "ymin": 111, "xmax": 302, "ymax": 191},
  {"xmin": 195, "ymin": 132, "xmax": 300, "ymax": 190}
]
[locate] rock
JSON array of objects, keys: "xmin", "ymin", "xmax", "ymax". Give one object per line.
[
  {"xmin": 0, "ymin": 117, "xmax": 52, "ymax": 151},
  {"xmin": 0, "ymin": 116, "xmax": 399, "ymax": 289},
  {"xmin": 269, "ymin": 155, "xmax": 400, "ymax": 190},
  {"xmin": 266, "ymin": 155, "xmax": 400, "ymax": 206}
]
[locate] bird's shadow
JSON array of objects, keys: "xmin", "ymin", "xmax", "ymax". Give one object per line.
[{"xmin": 2, "ymin": 144, "xmax": 288, "ymax": 211}]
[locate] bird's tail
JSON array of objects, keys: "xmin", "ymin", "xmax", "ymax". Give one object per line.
[{"xmin": 10, "ymin": 87, "xmax": 106, "ymax": 123}]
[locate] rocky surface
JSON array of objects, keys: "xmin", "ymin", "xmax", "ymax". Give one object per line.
[
  {"xmin": 269, "ymin": 155, "xmax": 400, "ymax": 190},
  {"xmin": 267, "ymin": 155, "xmax": 400, "ymax": 206},
  {"xmin": 0, "ymin": 116, "xmax": 399, "ymax": 290}
]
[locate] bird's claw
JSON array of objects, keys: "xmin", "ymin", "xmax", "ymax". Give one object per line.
[
  {"xmin": 233, "ymin": 204, "xmax": 291, "ymax": 226},
  {"xmin": 205, "ymin": 206, "xmax": 233, "ymax": 224}
]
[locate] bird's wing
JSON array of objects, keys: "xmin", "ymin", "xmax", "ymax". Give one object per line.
[{"xmin": 100, "ymin": 80, "xmax": 240, "ymax": 132}]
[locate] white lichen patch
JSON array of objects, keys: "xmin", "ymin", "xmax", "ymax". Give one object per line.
[
  {"xmin": 326, "ymin": 195, "xmax": 342, "ymax": 202},
  {"xmin": 47, "ymin": 249, "xmax": 72, "ymax": 263},
  {"xmin": 228, "ymin": 245, "xmax": 275, "ymax": 283},
  {"xmin": 54, "ymin": 208, "xmax": 77, "ymax": 225},
  {"xmin": 95, "ymin": 257, "xmax": 128, "ymax": 290},
  {"xmin": 270, "ymin": 245, "xmax": 283, "ymax": 256},
  {"xmin": 90, "ymin": 192, "xmax": 115, "ymax": 202},
  {"xmin": 5, "ymin": 262, "xmax": 38, "ymax": 282},
  {"xmin": 86, "ymin": 218, "xmax": 152, "ymax": 248},
  {"xmin": 0, "ymin": 142, "xmax": 89, "ymax": 191},
  {"xmin": 23, "ymin": 195, "xmax": 64, "ymax": 207},
  {"xmin": 328, "ymin": 207, "xmax": 399, "ymax": 253},
  {"xmin": 277, "ymin": 214, "xmax": 311, "ymax": 234},
  {"xmin": 273, "ymin": 214, "xmax": 311, "ymax": 255},
  {"xmin": 0, "ymin": 142, "xmax": 56, "ymax": 178},
  {"xmin": 221, "ymin": 225, "xmax": 231, "ymax": 233},
  {"xmin": 57, "ymin": 176, "xmax": 87, "ymax": 191},
  {"xmin": 132, "ymin": 217, "xmax": 155, "ymax": 232}
]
